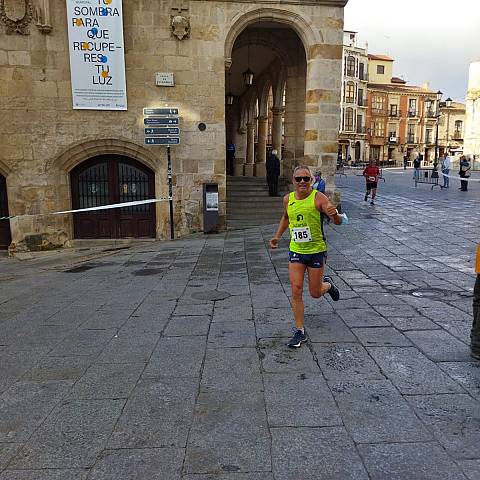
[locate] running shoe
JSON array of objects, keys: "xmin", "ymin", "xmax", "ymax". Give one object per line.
[
  {"xmin": 324, "ymin": 275, "xmax": 340, "ymax": 301},
  {"xmin": 364, "ymin": 193, "xmax": 368, "ymax": 201},
  {"xmin": 370, "ymin": 200, "xmax": 375, "ymax": 206},
  {"xmin": 287, "ymin": 328, "xmax": 307, "ymax": 348}
]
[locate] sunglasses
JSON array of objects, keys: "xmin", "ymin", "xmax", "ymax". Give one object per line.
[{"xmin": 294, "ymin": 176, "xmax": 311, "ymax": 183}]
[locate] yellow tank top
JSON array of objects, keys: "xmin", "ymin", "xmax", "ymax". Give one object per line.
[{"xmin": 287, "ymin": 190, "xmax": 327, "ymax": 254}]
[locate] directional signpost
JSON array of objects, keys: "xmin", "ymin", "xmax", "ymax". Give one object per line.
[{"xmin": 142, "ymin": 107, "xmax": 180, "ymax": 240}]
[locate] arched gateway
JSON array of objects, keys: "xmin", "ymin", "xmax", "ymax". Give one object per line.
[{"xmin": 70, "ymin": 155, "xmax": 156, "ymax": 239}]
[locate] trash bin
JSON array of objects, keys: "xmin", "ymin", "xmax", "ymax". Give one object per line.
[{"xmin": 203, "ymin": 183, "xmax": 219, "ymax": 233}]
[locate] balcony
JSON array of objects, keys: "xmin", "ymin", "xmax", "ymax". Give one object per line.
[
  {"xmin": 389, "ymin": 110, "xmax": 400, "ymax": 118},
  {"xmin": 388, "ymin": 135, "xmax": 398, "ymax": 144},
  {"xmin": 359, "ymin": 72, "xmax": 369, "ymax": 82},
  {"xmin": 407, "ymin": 110, "xmax": 418, "ymax": 117},
  {"xmin": 453, "ymin": 131, "xmax": 463, "ymax": 140},
  {"xmin": 425, "ymin": 137, "xmax": 433, "ymax": 145},
  {"xmin": 357, "ymin": 99, "xmax": 366, "ymax": 107},
  {"xmin": 357, "ymin": 126, "xmax": 366, "ymax": 134},
  {"xmin": 407, "ymin": 135, "xmax": 417, "ymax": 144},
  {"xmin": 426, "ymin": 109, "xmax": 437, "ymax": 118}
]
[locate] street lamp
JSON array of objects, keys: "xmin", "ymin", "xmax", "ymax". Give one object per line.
[
  {"xmin": 242, "ymin": 32, "xmax": 254, "ymax": 87},
  {"xmin": 434, "ymin": 90, "xmax": 443, "ymax": 172}
]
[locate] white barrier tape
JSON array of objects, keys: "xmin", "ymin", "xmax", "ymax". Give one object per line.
[
  {"xmin": 0, "ymin": 197, "xmax": 170, "ymax": 221},
  {"xmin": 436, "ymin": 171, "xmax": 480, "ymax": 182}
]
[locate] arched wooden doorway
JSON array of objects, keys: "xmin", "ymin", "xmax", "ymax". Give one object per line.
[
  {"xmin": 70, "ymin": 155, "xmax": 156, "ymax": 239},
  {"xmin": 0, "ymin": 174, "xmax": 11, "ymax": 249}
]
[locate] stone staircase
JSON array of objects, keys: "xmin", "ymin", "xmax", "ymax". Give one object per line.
[{"xmin": 226, "ymin": 176, "xmax": 290, "ymax": 230}]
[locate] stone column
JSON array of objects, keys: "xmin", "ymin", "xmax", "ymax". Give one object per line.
[
  {"xmin": 304, "ymin": 44, "xmax": 343, "ymax": 200},
  {"xmin": 271, "ymin": 107, "xmax": 285, "ymax": 173},
  {"xmin": 254, "ymin": 116, "xmax": 268, "ymax": 177},
  {"xmin": 244, "ymin": 122, "xmax": 256, "ymax": 176},
  {"xmin": 234, "ymin": 127, "xmax": 246, "ymax": 176}
]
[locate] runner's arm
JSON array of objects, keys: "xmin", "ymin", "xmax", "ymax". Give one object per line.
[
  {"xmin": 314, "ymin": 192, "xmax": 342, "ymax": 225},
  {"xmin": 269, "ymin": 194, "xmax": 290, "ymax": 249}
]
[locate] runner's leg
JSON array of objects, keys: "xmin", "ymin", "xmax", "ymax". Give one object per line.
[
  {"xmin": 371, "ymin": 187, "xmax": 377, "ymax": 202},
  {"xmin": 289, "ymin": 262, "xmax": 307, "ymax": 330},
  {"xmin": 307, "ymin": 266, "xmax": 330, "ymax": 298}
]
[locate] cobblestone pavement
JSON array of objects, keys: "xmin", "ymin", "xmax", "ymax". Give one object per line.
[{"xmin": 0, "ymin": 170, "xmax": 479, "ymax": 479}]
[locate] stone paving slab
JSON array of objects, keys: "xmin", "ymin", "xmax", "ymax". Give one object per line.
[
  {"xmin": 271, "ymin": 427, "xmax": 369, "ymax": 480},
  {"xmin": 358, "ymin": 442, "xmax": 468, "ymax": 480},
  {"xmin": 0, "ymin": 174, "xmax": 479, "ymax": 478}
]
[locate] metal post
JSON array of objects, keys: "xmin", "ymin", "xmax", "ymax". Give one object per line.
[
  {"xmin": 167, "ymin": 145, "xmax": 174, "ymax": 240},
  {"xmin": 434, "ymin": 113, "xmax": 440, "ymax": 172}
]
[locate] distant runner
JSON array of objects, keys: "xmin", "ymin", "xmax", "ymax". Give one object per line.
[
  {"xmin": 363, "ymin": 160, "xmax": 380, "ymax": 205},
  {"xmin": 269, "ymin": 165, "xmax": 348, "ymax": 348}
]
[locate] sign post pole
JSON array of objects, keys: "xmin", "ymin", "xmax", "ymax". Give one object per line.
[{"xmin": 167, "ymin": 145, "xmax": 174, "ymax": 240}]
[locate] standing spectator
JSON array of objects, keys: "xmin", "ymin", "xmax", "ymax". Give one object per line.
[
  {"xmin": 413, "ymin": 155, "xmax": 421, "ymax": 181},
  {"xmin": 471, "ymin": 243, "xmax": 480, "ymax": 360},
  {"xmin": 266, "ymin": 149, "xmax": 280, "ymax": 196},
  {"xmin": 459, "ymin": 155, "xmax": 471, "ymax": 191},
  {"xmin": 312, "ymin": 171, "xmax": 326, "ymax": 193},
  {"xmin": 363, "ymin": 160, "xmax": 380, "ymax": 206},
  {"xmin": 441, "ymin": 152, "xmax": 451, "ymax": 188},
  {"xmin": 403, "ymin": 154, "xmax": 408, "ymax": 170},
  {"xmin": 226, "ymin": 140, "xmax": 236, "ymax": 176}
]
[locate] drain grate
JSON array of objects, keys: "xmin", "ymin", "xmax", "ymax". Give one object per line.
[{"xmin": 411, "ymin": 288, "xmax": 473, "ymax": 302}]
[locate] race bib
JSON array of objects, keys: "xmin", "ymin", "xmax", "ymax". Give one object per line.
[
  {"xmin": 368, "ymin": 176, "xmax": 376, "ymax": 182},
  {"xmin": 292, "ymin": 226, "xmax": 312, "ymax": 243}
]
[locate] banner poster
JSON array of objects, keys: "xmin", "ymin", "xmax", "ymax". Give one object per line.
[{"xmin": 66, "ymin": 0, "xmax": 127, "ymax": 110}]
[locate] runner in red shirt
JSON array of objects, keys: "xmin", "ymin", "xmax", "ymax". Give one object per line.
[{"xmin": 363, "ymin": 160, "xmax": 380, "ymax": 205}]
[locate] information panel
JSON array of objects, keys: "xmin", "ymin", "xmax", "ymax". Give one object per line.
[{"xmin": 66, "ymin": 0, "xmax": 127, "ymax": 110}]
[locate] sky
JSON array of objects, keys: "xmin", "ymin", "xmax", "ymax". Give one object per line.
[{"xmin": 344, "ymin": 0, "xmax": 480, "ymax": 102}]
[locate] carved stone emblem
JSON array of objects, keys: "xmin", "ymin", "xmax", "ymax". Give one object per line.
[
  {"xmin": 0, "ymin": 0, "xmax": 34, "ymax": 35},
  {"xmin": 171, "ymin": 15, "xmax": 190, "ymax": 40}
]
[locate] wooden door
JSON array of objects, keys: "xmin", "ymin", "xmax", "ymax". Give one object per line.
[{"xmin": 71, "ymin": 156, "xmax": 155, "ymax": 239}]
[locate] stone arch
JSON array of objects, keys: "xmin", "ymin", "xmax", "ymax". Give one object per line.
[
  {"xmin": 47, "ymin": 138, "xmax": 160, "ymax": 174},
  {"xmin": 233, "ymin": 32, "xmax": 292, "ymax": 67},
  {"xmin": 224, "ymin": 7, "xmax": 321, "ymax": 65},
  {"xmin": 258, "ymin": 78, "xmax": 272, "ymax": 117}
]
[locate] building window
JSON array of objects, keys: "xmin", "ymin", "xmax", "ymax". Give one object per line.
[
  {"xmin": 425, "ymin": 100, "xmax": 434, "ymax": 117},
  {"xmin": 344, "ymin": 108, "xmax": 354, "ymax": 131},
  {"xmin": 408, "ymin": 99, "xmax": 417, "ymax": 117},
  {"xmin": 426, "ymin": 128, "xmax": 433, "ymax": 144},
  {"xmin": 357, "ymin": 114, "xmax": 363, "ymax": 133},
  {"xmin": 346, "ymin": 56, "xmax": 356, "ymax": 77},
  {"xmin": 358, "ymin": 89, "xmax": 364, "ymax": 106},
  {"xmin": 377, "ymin": 65, "xmax": 385, "ymax": 74},
  {"xmin": 372, "ymin": 120, "xmax": 385, "ymax": 137},
  {"xmin": 359, "ymin": 63, "xmax": 365, "ymax": 80},
  {"xmin": 390, "ymin": 104, "xmax": 398, "ymax": 117},
  {"xmin": 407, "ymin": 124, "xmax": 416, "ymax": 143},
  {"xmin": 372, "ymin": 95, "xmax": 385, "ymax": 112},
  {"xmin": 345, "ymin": 82, "xmax": 355, "ymax": 103},
  {"xmin": 455, "ymin": 120, "xmax": 463, "ymax": 133}
]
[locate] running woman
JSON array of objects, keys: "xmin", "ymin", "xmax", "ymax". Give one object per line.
[
  {"xmin": 269, "ymin": 165, "xmax": 346, "ymax": 348},
  {"xmin": 363, "ymin": 160, "xmax": 380, "ymax": 205}
]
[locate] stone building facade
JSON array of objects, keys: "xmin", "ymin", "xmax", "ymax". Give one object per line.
[
  {"xmin": 438, "ymin": 101, "xmax": 466, "ymax": 158},
  {"xmin": 464, "ymin": 60, "xmax": 480, "ymax": 166},
  {"xmin": 0, "ymin": 0, "xmax": 348, "ymax": 252}
]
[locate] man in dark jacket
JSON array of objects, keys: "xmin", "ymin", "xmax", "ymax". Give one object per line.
[{"xmin": 266, "ymin": 149, "xmax": 280, "ymax": 196}]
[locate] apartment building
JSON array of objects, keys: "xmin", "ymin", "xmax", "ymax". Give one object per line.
[
  {"xmin": 338, "ymin": 31, "xmax": 368, "ymax": 163},
  {"xmin": 366, "ymin": 55, "xmax": 439, "ymax": 166},
  {"xmin": 438, "ymin": 100, "xmax": 466, "ymax": 158}
]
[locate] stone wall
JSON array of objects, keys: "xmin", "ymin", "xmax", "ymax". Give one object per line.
[{"xmin": 0, "ymin": 0, "xmax": 346, "ymax": 251}]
